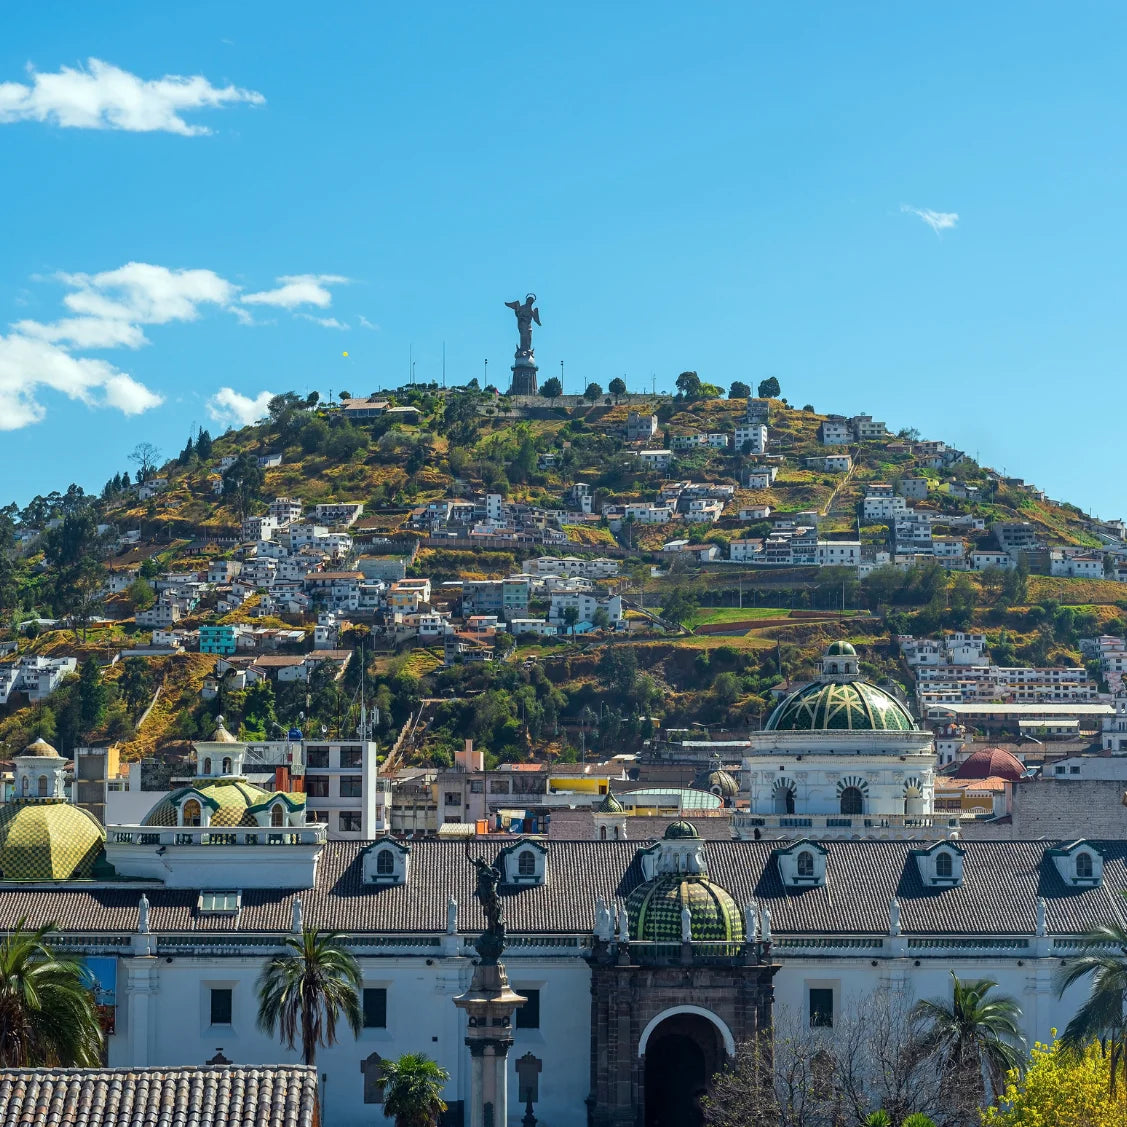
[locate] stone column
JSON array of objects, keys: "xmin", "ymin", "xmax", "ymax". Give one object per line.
[
  {"xmin": 454, "ymin": 961, "xmax": 526, "ymax": 1127},
  {"xmin": 123, "ymin": 946, "xmax": 159, "ymax": 1066}
]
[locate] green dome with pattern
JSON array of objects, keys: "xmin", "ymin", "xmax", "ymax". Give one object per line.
[
  {"xmin": 142, "ymin": 779, "xmax": 304, "ymax": 827},
  {"xmin": 663, "ymin": 819, "xmax": 700, "ymax": 839},
  {"xmin": 824, "ymin": 641, "xmax": 856, "ymax": 657},
  {"xmin": 626, "ymin": 875, "xmax": 744, "ymax": 942},
  {"xmin": 597, "ymin": 791, "xmax": 624, "ymax": 813},
  {"xmin": 765, "ymin": 679, "xmax": 915, "ymax": 732},
  {"xmin": 0, "ymin": 801, "xmax": 105, "ymax": 881}
]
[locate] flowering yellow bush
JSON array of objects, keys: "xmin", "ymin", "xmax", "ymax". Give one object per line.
[{"xmin": 981, "ymin": 1037, "xmax": 1127, "ymax": 1126}]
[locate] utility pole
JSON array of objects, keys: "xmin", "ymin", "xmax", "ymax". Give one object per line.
[
  {"xmin": 484, "ymin": 358, "xmax": 488, "ymax": 385},
  {"xmin": 442, "ymin": 341, "xmax": 446, "ymax": 388}
]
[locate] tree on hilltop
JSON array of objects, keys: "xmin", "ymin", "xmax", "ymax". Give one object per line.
[
  {"xmin": 584, "ymin": 382, "xmax": 603, "ymax": 403},
  {"xmin": 541, "ymin": 376, "xmax": 562, "ymax": 400},
  {"xmin": 757, "ymin": 377, "xmax": 780, "ymax": 399},
  {"xmin": 729, "ymin": 381, "xmax": 751, "ymax": 399},
  {"xmin": 609, "ymin": 377, "xmax": 627, "ymax": 396},
  {"xmin": 128, "ymin": 442, "xmax": 162, "ymax": 481},
  {"xmin": 676, "ymin": 371, "xmax": 703, "ymax": 399}
]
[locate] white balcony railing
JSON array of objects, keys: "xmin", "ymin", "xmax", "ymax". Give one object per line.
[{"xmin": 109, "ymin": 824, "xmax": 327, "ymax": 847}]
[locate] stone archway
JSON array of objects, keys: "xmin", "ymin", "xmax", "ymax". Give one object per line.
[{"xmin": 641, "ymin": 1011, "xmax": 727, "ymax": 1127}]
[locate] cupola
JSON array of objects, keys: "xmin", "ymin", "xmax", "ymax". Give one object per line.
[
  {"xmin": 12, "ymin": 738, "xmax": 67, "ymax": 800},
  {"xmin": 637, "ymin": 820, "xmax": 708, "ymax": 880}
]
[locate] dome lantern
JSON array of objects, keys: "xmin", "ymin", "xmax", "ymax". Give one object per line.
[{"xmin": 13, "ymin": 738, "xmax": 67, "ymax": 801}]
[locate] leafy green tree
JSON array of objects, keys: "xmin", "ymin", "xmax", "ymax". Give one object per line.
[
  {"xmin": 195, "ymin": 429, "xmax": 213, "ymax": 460},
  {"xmin": 728, "ymin": 381, "xmax": 751, "ymax": 399},
  {"xmin": 1057, "ymin": 903, "xmax": 1127, "ymax": 1091},
  {"xmin": 661, "ymin": 587, "xmax": 698, "ymax": 627},
  {"xmin": 911, "ymin": 972, "xmax": 1026, "ymax": 1107},
  {"xmin": 0, "ymin": 919, "xmax": 103, "ymax": 1066},
  {"xmin": 584, "ymin": 382, "xmax": 603, "ymax": 402},
  {"xmin": 757, "ymin": 377, "xmax": 780, "ymax": 398},
  {"xmin": 379, "ymin": 1052, "xmax": 450, "ymax": 1127},
  {"xmin": 608, "ymin": 377, "xmax": 626, "ymax": 396},
  {"xmin": 119, "ymin": 657, "xmax": 155, "ymax": 717},
  {"xmin": 126, "ymin": 578, "xmax": 155, "ymax": 612},
  {"xmin": 540, "ymin": 376, "xmax": 563, "ymax": 399},
  {"xmin": 222, "ymin": 452, "xmax": 266, "ymax": 521},
  {"xmin": 676, "ymin": 370, "xmax": 703, "ymax": 399},
  {"xmin": 77, "ymin": 658, "xmax": 107, "ymax": 734},
  {"xmin": 562, "ymin": 605, "xmax": 580, "ymax": 632},
  {"xmin": 256, "ymin": 927, "xmax": 362, "ymax": 1066}
]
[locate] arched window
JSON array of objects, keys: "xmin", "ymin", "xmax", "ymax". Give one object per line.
[
  {"xmin": 599, "ymin": 825, "xmax": 607, "ymax": 840},
  {"xmin": 271, "ymin": 804, "xmax": 284, "ymax": 827},
  {"xmin": 774, "ymin": 786, "xmax": 796, "ymax": 815},
  {"xmin": 203, "ymin": 757, "xmax": 212, "ymax": 775},
  {"xmin": 20, "ymin": 777, "xmax": 28, "ymax": 796},
  {"xmin": 376, "ymin": 849, "xmax": 395, "ymax": 875},
  {"xmin": 904, "ymin": 790, "xmax": 924, "ymax": 817},
  {"xmin": 797, "ymin": 850, "xmax": 814, "ymax": 877},
  {"xmin": 37, "ymin": 775, "xmax": 48, "ymax": 797},
  {"xmin": 840, "ymin": 787, "xmax": 864, "ymax": 815},
  {"xmin": 936, "ymin": 852, "xmax": 953, "ymax": 878},
  {"xmin": 613, "ymin": 825, "xmax": 621, "ymax": 840},
  {"xmin": 222, "ymin": 757, "xmax": 232, "ymax": 774},
  {"xmin": 183, "ymin": 799, "xmax": 202, "ymax": 827},
  {"xmin": 518, "ymin": 851, "xmax": 536, "ymax": 877},
  {"xmin": 1077, "ymin": 852, "xmax": 1093, "ymax": 878}
]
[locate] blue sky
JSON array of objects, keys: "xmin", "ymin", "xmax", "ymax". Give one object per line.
[{"xmin": 1, "ymin": 2, "xmax": 1125, "ymax": 517}]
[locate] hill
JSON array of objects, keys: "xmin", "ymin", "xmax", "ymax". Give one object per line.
[{"xmin": 0, "ymin": 383, "xmax": 1123, "ymax": 767}]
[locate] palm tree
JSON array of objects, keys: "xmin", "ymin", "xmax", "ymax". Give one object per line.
[
  {"xmin": 379, "ymin": 1053, "xmax": 450, "ymax": 1127},
  {"xmin": 1057, "ymin": 916, "xmax": 1127, "ymax": 1091},
  {"xmin": 256, "ymin": 926, "xmax": 362, "ymax": 1065},
  {"xmin": 0, "ymin": 918, "xmax": 103, "ymax": 1066},
  {"xmin": 911, "ymin": 972, "xmax": 1026, "ymax": 1109}
]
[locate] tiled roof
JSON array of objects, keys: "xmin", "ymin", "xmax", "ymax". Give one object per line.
[
  {"xmin": 6, "ymin": 839, "xmax": 1127, "ymax": 939},
  {"xmin": 0, "ymin": 802, "xmax": 104, "ymax": 882},
  {"xmin": 0, "ymin": 1066, "xmax": 317, "ymax": 1127}
]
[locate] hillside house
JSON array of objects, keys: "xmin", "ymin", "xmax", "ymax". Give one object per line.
[
  {"xmin": 821, "ymin": 419, "xmax": 852, "ymax": 445},
  {"xmin": 851, "ymin": 415, "xmax": 887, "ymax": 439},
  {"xmin": 729, "ymin": 539, "xmax": 764, "ymax": 562},
  {"xmin": 339, "ymin": 396, "xmax": 389, "ymax": 419},
  {"xmin": 738, "ymin": 505, "xmax": 771, "ymax": 521},
  {"xmin": 0, "ymin": 656, "xmax": 78, "ymax": 704},
  {"xmin": 625, "ymin": 411, "xmax": 658, "ymax": 441},
  {"xmin": 898, "ymin": 477, "xmax": 932, "ymax": 501},
  {"xmin": 138, "ymin": 477, "xmax": 168, "ymax": 500},
  {"xmin": 742, "ymin": 467, "xmax": 778, "ymax": 490},
  {"xmin": 822, "ymin": 453, "xmax": 852, "ymax": 473},
  {"xmin": 136, "ymin": 600, "xmax": 181, "ymax": 628},
  {"xmin": 734, "ymin": 423, "xmax": 767, "ymax": 454},
  {"xmin": 863, "ymin": 485, "xmax": 909, "ymax": 521},
  {"xmin": 670, "ymin": 434, "xmax": 707, "ymax": 451},
  {"xmin": 636, "ymin": 449, "xmax": 672, "ymax": 471},
  {"xmin": 548, "ymin": 592, "xmax": 623, "ymax": 629},
  {"xmin": 256, "ymin": 453, "xmax": 283, "ymax": 469},
  {"xmin": 268, "ymin": 497, "xmax": 304, "ymax": 524},
  {"xmin": 815, "ymin": 541, "xmax": 861, "ymax": 567},
  {"xmin": 313, "ymin": 503, "xmax": 364, "ymax": 527}
]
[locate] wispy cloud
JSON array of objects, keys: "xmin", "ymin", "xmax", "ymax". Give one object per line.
[
  {"xmin": 207, "ymin": 387, "xmax": 274, "ymax": 428},
  {"xmin": 0, "ymin": 58, "xmax": 264, "ymax": 135},
  {"xmin": 357, "ymin": 315, "xmax": 380, "ymax": 331},
  {"xmin": 242, "ymin": 274, "xmax": 349, "ymax": 310},
  {"xmin": 5, "ymin": 263, "xmax": 351, "ymax": 428},
  {"xmin": 901, "ymin": 204, "xmax": 959, "ymax": 236}
]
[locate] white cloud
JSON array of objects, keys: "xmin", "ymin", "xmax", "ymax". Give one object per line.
[
  {"xmin": 357, "ymin": 315, "xmax": 379, "ymax": 331},
  {"xmin": 299, "ymin": 314, "xmax": 349, "ymax": 330},
  {"xmin": 3, "ymin": 261, "xmax": 353, "ymax": 429},
  {"xmin": 0, "ymin": 331, "xmax": 163, "ymax": 429},
  {"xmin": 242, "ymin": 274, "xmax": 349, "ymax": 310},
  {"xmin": 0, "ymin": 58, "xmax": 263, "ymax": 135},
  {"xmin": 207, "ymin": 387, "xmax": 274, "ymax": 428},
  {"xmin": 901, "ymin": 204, "xmax": 959, "ymax": 235}
]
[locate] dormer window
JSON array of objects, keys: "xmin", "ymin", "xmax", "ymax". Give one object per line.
[
  {"xmin": 913, "ymin": 841, "xmax": 965, "ymax": 887},
  {"xmin": 1049, "ymin": 841, "xmax": 1103, "ymax": 887},
  {"xmin": 498, "ymin": 840, "xmax": 548, "ymax": 886},
  {"xmin": 183, "ymin": 799, "xmax": 202, "ymax": 827},
  {"xmin": 518, "ymin": 851, "xmax": 536, "ymax": 877},
  {"xmin": 363, "ymin": 838, "xmax": 410, "ymax": 886},
  {"xmin": 774, "ymin": 839, "xmax": 827, "ymax": 888}
]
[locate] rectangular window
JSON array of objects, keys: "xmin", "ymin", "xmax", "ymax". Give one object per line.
[
  {"xmin": 199, "ymin": 891, "xmax": 240, "ymax": 915},
  {"xmin": 305, "ymin": 777, "xmax": 329, "ymax": 798},
  {"xmin": 444, "ymin": 792, "xmax": 461, "ymax": 806},
  {"xmin": 306, "ymin": 749, "xmax": 329, "ymax": 768},
  {"xmin": 339, "ymin": 811, "xmax": 362, "ymax": 833},
  {"xmin": 210, "ymin": 988, "xmax": 233, "ymax": 1025},
  {"xmin": 363, "ymin": 988, "xmax": 387, "ymax": 1028},
  {"xmin": 489, "ymin": 779, "xmax": 510, "ymax": 794},
  {"xmin": 809, "ymin": 988, "xmax": 834, "ymax": 1028},
  {"xmin": 1070, "ymin": 765, "xmax": 1081, "ymax": 774},
  {"xmin": 469, "ymin": 781, "xmax": 484, "ymax": 794},
  {"xmin": 339, "ymin": 746, "xmax": 363, "ymax": 768},
  {"xmin": 515, "ymin": 988, "xmax": 540, "ymax": 1029},
  {"xmin": 306, "ymin": 810, "xmax": 329, "ymax": 824},
  {"xmin": 339, "ymin": 775, "xmax": 363, "ymax": 798}
]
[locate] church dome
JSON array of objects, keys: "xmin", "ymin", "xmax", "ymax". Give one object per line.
[
  {"xmin": 142, "ymin": 779, "xmax": 300, "ymax": 828},
  {"xmin": 596, "ymin": 791, "xmax": 624, "ymax": 813},
  {"xmin": 765, "ymin": 679, "xmax": 915, "ymax": 732},
  {"xmin": 954, "ymin": 746, "xmax": 1026, "ymax": 781},
  {"xmin": 21, "ymin": 738, "xmax": 61, "ymax": 758},
  {"xmin": 0, "ymin": 802, "xmax": 104, "ymax": 881},
  {"xmin": 663, "ymin": 819, "xmax": 700, "ymax": 840},
  {"xmin": 626, "ymin": 874, "xmax": 744, "ymax": 943},
  {"xmin": 693, "ymin": 765, "xmax": 739, "ymax": 798},
  {"xmin": 825, "ymin": 641, "xmax": 857, "ymax": 657},
  {"xmin": 206, "ymin": 717, "xmax": 239, "ymax": 744}
]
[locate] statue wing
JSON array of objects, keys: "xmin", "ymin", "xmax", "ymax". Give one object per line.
[
  {"xmin": 532, "ymin": 308, "xmax": 541, "ymax": 326},
  {"xmin": 504, "ymin": 300, "xmax": 520, "ymax": 311}
]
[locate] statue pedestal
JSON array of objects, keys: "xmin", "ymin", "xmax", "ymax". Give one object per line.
[
  {"xmin": 509, "ymin": 354, "xmax": 539, "ymax": 396},
  {"xmin": 454, "ymin": 961, "xmax": 527, "ymax": 1127}
]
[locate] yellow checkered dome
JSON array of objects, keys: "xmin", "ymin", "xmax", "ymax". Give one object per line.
[
  {"xmin": 0, "ymin": 801, "xmax": 105, "ymax": 881},
  {"xmin": 142, "ymin": 779, "xmax": 305, "ymax": 828}
]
